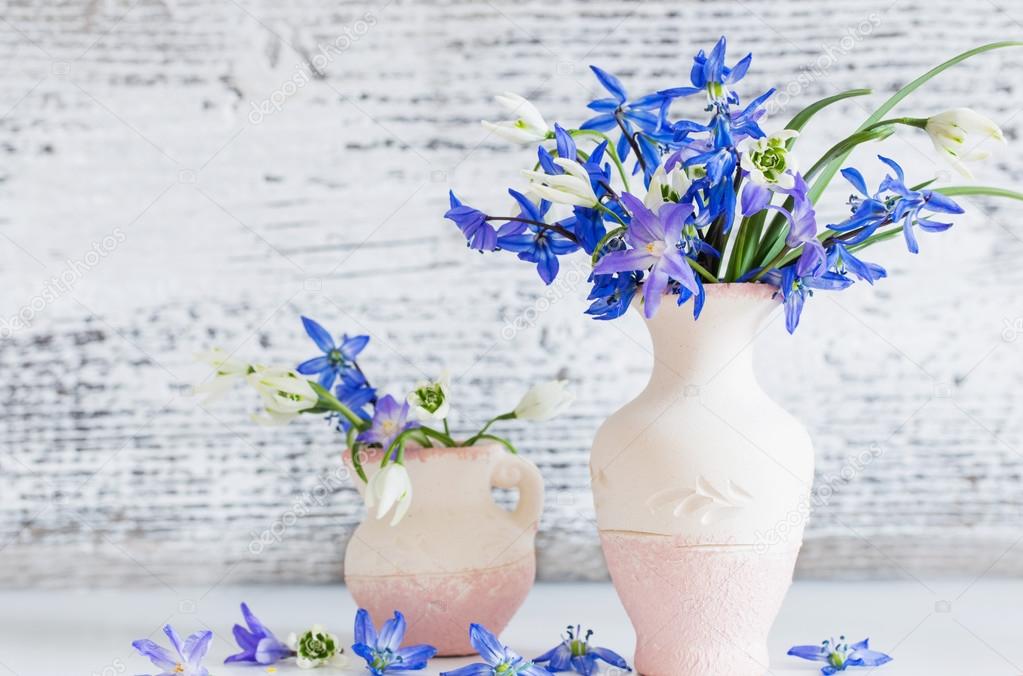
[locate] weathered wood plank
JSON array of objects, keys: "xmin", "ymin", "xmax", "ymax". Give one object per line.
[{"xmin": 1, "ymin": 0, "xmax": 1022, "ymax": 587}]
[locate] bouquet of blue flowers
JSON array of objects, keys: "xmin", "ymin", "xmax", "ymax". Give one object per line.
[
  {"xmin": 196, "ymin": 317, "xmax": 573, "ymax": 525},
  {"xmin": 447, "ymin": 38, "xmax": 1022, "ymax": 333}
]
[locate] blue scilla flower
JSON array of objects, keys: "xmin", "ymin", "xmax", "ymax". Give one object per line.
[
  {"xmin": 446, "ymin": 191, "xmax": 499, "ymax": 251},
  {"xmin": 586, "ymin": 269, "xmax": 643, "ymax": 321},
  {"xmin": 296, "ymin": 316, "xmax": 369, "ymax": 390},
  {"xmin": 335, "ymin": 370, "xmax": 376, "ymax": 432},
  {"xmin": 763, "ymin": 247, "xmax": 853, "ymax": 334},
  {"xmin": 534, "ymin": 625, "xmax": 631, "ymax": 675},
  {"xmin": 497, "ymin": 189, "xmax": 579, "ymax": 285},
  {"xmin": 132, "ymin": 624, "xmax": 212, "ymax": 676},
  {"xmin": 225, "ymin": 603, "xmax": 292, "ymax": 665},
  {"xmin": 440, "ymin": 624, "xmax": 550, "ymax": 676},
  {"xmin": 580, "ymin": 66, "xmax": 675, "ymax": 182},
  {"xmin": 826, "ymin": 242, "xmax": 887, "ymax": 285},
  {"xmin": 353, "ymin": 609, "xmax": 436, "ymax": 676},
  {"xmin": 788, "ymin": 636, "xmax": 892, "ymax": 674},
  {"xmin": 830, "ymin": 156, "xmax": 963, "ymax": 253}
]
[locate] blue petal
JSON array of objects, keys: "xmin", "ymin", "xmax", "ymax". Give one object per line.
[
  {"xmin": 183, "ymin": 630, "xmax": 213, "ymax": 666},
  {"xmin": 393, "ymin": 643, "xmax": 438, "ymax": 669},
  {"xmin": 590, "ymin": 645, "xmax": 630, "ymax": 668},
  {"xmin": 922, "ymin": 191, "xmax": 965, "ymax": 214},
  {"xmin": 439, "ymin": 664, "xmax": 494, "ymax": 676},
  {"xmin": 580, "ymin": 113, "xmax": 617, "ymax": 132},
  {"xmin": 840, "ymin": 167, "xmax": 869, "ymax": 196},
  {"xmin": 340, "ymin": 334, "xmax": 370, "ymax": 360},
  {"xmin": 468, "ymin": 624, "xmax": 506, "ymax": 665},
  {"xmin": 571, "ymin": 654, "xmax": 598, "ymax": 675},
  {"xmin": 787, "ymin": 645, "xmax": 827, "ymax": 662},
  {"xmin": 354, "ymin": 609, "xmax": 377, "ymax": 647},
  {"xmin": 877, "ymin": 154, "xmax": 905, "ymax": 183},
  {"xmin": 132, "ymin": 639, "xmax": 177, "ymax": 670},
  {"xmin": 587, "ymin": 97, "xmax": 619, "ymax": 112},
  {"xmin": 724, "ymin": 52, "xmax": 752, "ymax": 83},
  {"xmin": 589, "ymin": 65, "xmax": 627, "ymax": 102},
  {"xmin": 163, "ymin": 625, "xmax": 185, "ymax": 659},
  {"xmin": 254, "ymin": 636, "xmax": 290, "ymax": 665},
  {"xmin": 554, "ymin": 123, "xmax": 577, "ymax": 162},
  {"xmin": 849, "ymin": 648, "xmax": 893, "ymax": 667},
  {"xmin": 301, "ymin": 316, "xmax": 335, "ymax": 353},
  {"xmin": 378, "ymin": 612, "xmax": 408, "ymax": 652},
  {"xmin": 297, "ymin": 356, "xmax": 330, "ymax": 375}
]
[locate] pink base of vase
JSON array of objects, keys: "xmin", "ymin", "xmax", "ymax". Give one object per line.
[
  {"xmin": 601, "ymin": 531, "xmax": 799, "ymax": 676},
  {"xmin": 345, "ymin": 556, "xmax": 535, "ymax": 656}
]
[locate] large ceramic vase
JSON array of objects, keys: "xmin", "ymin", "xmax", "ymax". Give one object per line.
[
  {"xmin": 343, "ymin": 444, "xmax": 544, "ymax": 656},
  {"xmin": 591, "ymin": 284, "xmax": 814, "ymax": 676}
]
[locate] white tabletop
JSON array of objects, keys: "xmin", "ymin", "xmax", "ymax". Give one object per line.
[{"xmin": 0, "ymin": 580, "xmax": 1019, "ymax": 675}]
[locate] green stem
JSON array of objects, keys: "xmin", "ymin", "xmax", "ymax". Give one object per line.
[
  {"xmin": 465, "ymin": 412, "xmax": 516, "ymax": 446},
  {"xmin": 570, "ymin": 129, "xmax": 631, "ymax": 190},
  {"xmin": 688, "ymin": 257, "xmax": 717, "ymax": 283},
  {"xmin": 806, "ymin": 41, "xmax": 1023, "ymax": 204},
  {"xmin": 308, "ymin": 382, "xmax": 370, "ymax": 431},
  {"xmin": 934, "ymin": 186, "xmax": 1023, "ymax": 201},
  {"xmin": 590, "ymin": 226, "xmax": 626, "ymax": 264},
  {"xmin": 474, "ymin": 434, "xmax": 518, "ymax": 454},
  {"xmin": 596, "ymin": 201, "xmax": 628, "ymax": 227}
]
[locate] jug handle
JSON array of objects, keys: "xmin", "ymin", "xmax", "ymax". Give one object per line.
[{"xmin": 490, "ymin": 453, "xmax": 545, "ymax": 531}]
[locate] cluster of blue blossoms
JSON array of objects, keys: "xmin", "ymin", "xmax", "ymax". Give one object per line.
[{"xmin": 445, "ymin": 37, "xmax": 968, "ymax": 333}]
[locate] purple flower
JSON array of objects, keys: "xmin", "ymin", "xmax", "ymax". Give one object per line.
[
  {"xmin": 534, "ymin": 625, "xmax": 631, "ymax": 675},
  {"xmin": 132, "ymin": 624, "xmax": 212, "ymax": 676},
  {"xmin": 592, "ymin": 192, "xmax": 697, "ymax": 318},
  {"xmin": 446, "ymin": 191, "xmax": 498, "ymax": 251},
  {"xmin": 788, "ymin": 636, "xmax": 892, "ymax": 674},
  {"xmin": 225, "ymin": 603, "xmax": 292, "ymax": 665},
  {"xmin": 440, "ymin": 623, "xmax": 549, "ymax": 676},
  {"xmin": 353, "ymin": 609, "xmax": 436, "ymax": 675},
  {"xmin": 296, "ymin": 316, "xmax": 370, "ymax": 390},
  {"xmin": 357, "ymin": 394, "xmax": 418, "ymax": 450}
]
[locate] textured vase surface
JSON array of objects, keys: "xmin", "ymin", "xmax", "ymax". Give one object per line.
[
  {"xmin": 343, "ymin": 444, "xmax": 544, "ymax": 656},
  {"xmin": 590, "ymin": 284, "xmax": 815, "ymax": 676}
]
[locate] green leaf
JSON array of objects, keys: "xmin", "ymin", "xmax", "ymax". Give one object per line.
[
  {"xmin": 933, "ymin": 185, "xmax": 1023, "ymax": 201},
  {"xmin": 807, "ymin": 41, "xmax": 1023, "ymax": 204},
  {"xmin": 804, "ymin": 125, "xmax": 897, "ymax": 181},
  {"xmin": 783, "ymin": 88, "xmax": 872, "ymax": 144}
]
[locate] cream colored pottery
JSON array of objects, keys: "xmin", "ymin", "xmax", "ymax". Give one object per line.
[
  {"xmin": 343, "ymin": 444, "xmax": 544, "ymax": 656},
  {"xmin": 590, "ymin": 283, "xmax": 815, "ymax": 676}
]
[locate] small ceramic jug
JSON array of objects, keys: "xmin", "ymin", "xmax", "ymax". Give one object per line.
[{"xmin": 343, "ymin": 444, "xmax": 544, "ymax": 656}]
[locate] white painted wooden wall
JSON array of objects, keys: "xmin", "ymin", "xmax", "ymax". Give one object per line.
[{"xmin": 1, "ymin": 0, "xmax": 1022, "ymax": 588}]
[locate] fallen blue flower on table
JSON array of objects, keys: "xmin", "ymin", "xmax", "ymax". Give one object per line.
[
  {"xmin": 132, "ymin": 624, "xmax": 212, "ymax": 676},
  {"xmin": 788, "ymin": 636, "xmax": 892, "ymax": 674},
  {"xmin": 535, "ymin": 625, "xmax": 631, "ymax": 674},
  {"xmin": 224, "ymin": 602, "xmax": 293, "ymax": 665},
  {"xmin": 440, "ymin": 623, "xmax": 550, "ymax": 676},
  {"xmin": 353, "ymin": 608, "xmax": 436, "ymax": 675}
]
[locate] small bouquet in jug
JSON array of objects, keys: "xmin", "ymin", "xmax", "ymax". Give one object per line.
[{"xmin": 196, "ymin": 317, "xmax": 573, "ymax": 525}]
